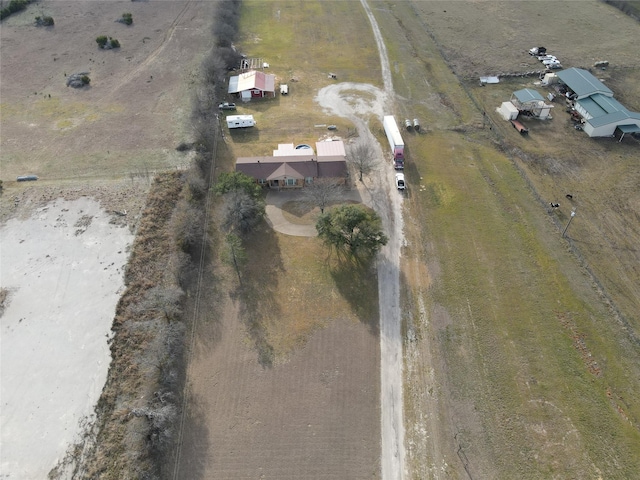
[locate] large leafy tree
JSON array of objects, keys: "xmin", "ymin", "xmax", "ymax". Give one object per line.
[
  {"xmin": 214, "ymin": 171, "xmax": 262, "ymax": 198},
  {"xmin": 214, "ymin": 171, "xmax": 265, "ymax": 235},
  {"xmin": 316, "ymin": 205, "xmax": 388, "ymax": 262}
]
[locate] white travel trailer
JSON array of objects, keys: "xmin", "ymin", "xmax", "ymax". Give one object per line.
[{"xmin": 226, "ymin": 115, "xmax": 256, "ymax": 129}]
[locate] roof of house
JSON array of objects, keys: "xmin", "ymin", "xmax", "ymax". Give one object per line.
[
  {"xmin": 236, "ymin": 140, "xmax": 348, "ymax": 180},
  {"xmin": 228, "ymin": 70, "xmax": 276, "ymax": 94},
  {"xmin": 556, "ymin": 68, "xmax": 613, "ymax": 99},
  {"xmin": 316, "ymin": 140, "xmax": 346, "ymax": 157},
  {"xmin": 512, "ymin": 88, "xmax": 545, "ymax": 104}
]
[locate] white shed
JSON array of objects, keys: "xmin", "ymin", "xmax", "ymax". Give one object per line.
[{"xmin": 496, "ymin": 102, "xmax": 519, "ymax": 121}]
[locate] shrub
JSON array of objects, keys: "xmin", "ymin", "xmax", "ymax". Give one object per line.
[
  {"xmin": 121, "ymin": 12, "xmax": 133, "ymax": 25},
  {"xmin": 96, "ymin": 36, "xmax": 120, "ymax": 49},
  {"xmin": 81, "ymin": 75, "xmax": 90, "ymax": 85},
  {"xmin": 35, "ymin": 15, "xmax": 54, "ymax": 26},
  {"xmin": 96, "ymin": 35, "xmax": 108, "ymax": 48}
]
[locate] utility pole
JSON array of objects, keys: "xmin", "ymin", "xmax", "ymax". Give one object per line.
[{"xmin": 562, "ymin": 210, "xmax": 576, "ymax": 238}]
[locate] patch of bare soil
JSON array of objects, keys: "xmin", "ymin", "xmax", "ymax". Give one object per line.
[
  {"xmin": 177, "ymin": 294, "xmax": 381, "ymax": 479},
  {"xmin": 0, "ymin": 180, "xmax": 149, "ymax": 231}
]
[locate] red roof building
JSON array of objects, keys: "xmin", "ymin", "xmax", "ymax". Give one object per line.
[{"xmin": 228, "ymin": 70, "xmax": 276, "ymax": 101}]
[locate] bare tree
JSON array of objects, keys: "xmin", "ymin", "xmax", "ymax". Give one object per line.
[
  {"xmin": 169, "ymin": 201, "xmax": 204, "ymax": 254},
  {"xmin": 221, "ymin": 233, "xmax": 247, "ymax": 286},
  {"xmin": 301, "ymin": 177, "xmax": 345, "ymax": 214},
  {"xmin": 222, "ymin": 190, "xmax": 265, "ymax": 234},
  {"xmin": 347, "ymin": 141, "xmax": 376, "ymax": 181}
]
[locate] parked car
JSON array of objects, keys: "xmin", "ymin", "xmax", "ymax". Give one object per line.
[
  {"xmin": 546, "ymin": 63, "xmax": 563, "ymax": 70},
  {"xmin": 543, "ymin": 59, "xmax": 561, "ymax": 66},
  {"xmin": 395, "ymin": 173, "xmax": 406, "ymax": 190},
  {"xmin": 538, "ymin": 55, "xmax": 557, "ymax": 62},
  {"xmin": 218, "ymin": 102, "xmax": 237, "ymax": 111},
  {"xmin": 529, "ymin": 46, "xmax": 547, "ymax": 56}
]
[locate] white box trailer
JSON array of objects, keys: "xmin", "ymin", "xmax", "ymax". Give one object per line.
[
  {"xmin": 382, "ymin": 115, "xmax": 405, "ymax": 169},
  {"xmin": 226, "ymin": 115, "xmax": 256, "ymax": 129}
]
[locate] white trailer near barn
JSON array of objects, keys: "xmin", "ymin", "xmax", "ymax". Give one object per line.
[
  {"xmin": 226, "ymin": 115, "xmax": 256, "ymax": 129},
  {"xmin": 496, "ymin": 102, "xmax": 519, "ymax": 121}
]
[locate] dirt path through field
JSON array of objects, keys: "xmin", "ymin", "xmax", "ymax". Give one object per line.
[{"xmin": 315, "ymin": 2, "xmax": 408, "ymax": 477}]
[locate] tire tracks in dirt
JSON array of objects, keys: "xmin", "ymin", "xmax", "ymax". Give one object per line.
[{"xmin": 98, "ymin": 1, "xmax": 193, "ymax": 104}]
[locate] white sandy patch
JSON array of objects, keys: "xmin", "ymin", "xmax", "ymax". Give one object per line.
[{"xmin": 0, "ymin": 198, "xmax": 133, "ymax": 479}]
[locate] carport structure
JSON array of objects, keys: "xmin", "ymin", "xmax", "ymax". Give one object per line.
[{"xmin": 510, "ymin": 89, "xmax": 553, "ymax": 119}]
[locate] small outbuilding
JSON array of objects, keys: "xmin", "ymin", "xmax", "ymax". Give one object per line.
[
  {"xmin": 496, "ymin": 102, "xmax": 519, "ymax": 121},
  {"xmin": 228, "ymin": 70, "xmax": 276, "ymax": 101},
  {"xmin": 511, "ymin": 88, "xmax": 554, "ymax": 119}
]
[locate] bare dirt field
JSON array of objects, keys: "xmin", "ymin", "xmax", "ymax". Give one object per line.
[
  {"xmin": 0, "ymin": 0, "xmax": 210, "ymax": 181},
  {"xmin": 0, "ymin": 195, "xmax": 134, "ymax": 479}
]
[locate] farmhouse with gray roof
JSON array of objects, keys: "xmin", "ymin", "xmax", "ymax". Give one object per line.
[{"xmin": 557, "ymin": 67, "xmax": 640, "ymax": 139}]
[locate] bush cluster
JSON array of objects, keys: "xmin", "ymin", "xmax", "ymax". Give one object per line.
[
  {"xmin": 35, "ymin": 15, "xmax": 54, "ymax": 26},
  {"xmin": 96, "ymin": 35, "xmax": 120, "ymax": 49},
  {"xmin": 119, "ymin": 12, "xmax": 133, "ymax": 25}
]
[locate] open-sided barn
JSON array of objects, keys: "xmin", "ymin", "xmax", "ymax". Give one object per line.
[
  {"xmin": 510, "ymin": 88, "xmax": 553, "ymax": 119},
  {"xmin": 557, "ymin": 67, "xmax": 640, "ymax": 139}
]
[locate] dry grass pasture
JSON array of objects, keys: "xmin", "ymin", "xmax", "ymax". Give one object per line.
[
  {"xmin": 369, "ymin": 1, "xmax": 640, "ymax": 478},
  {"xmin": 0, "ymin": 0, "xmax": 210, "ymax": 182}
]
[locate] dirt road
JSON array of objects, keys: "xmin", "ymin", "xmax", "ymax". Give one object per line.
[{"xmin": 316, "ymin": 1, "xmax": 407, "ymax": 477}]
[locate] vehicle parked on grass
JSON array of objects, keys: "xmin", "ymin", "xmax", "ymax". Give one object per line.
[
  {"xmin": 529, "ymin": 46, "xmax": 547, "ymax": 56},
  {"xmin": 395, "ymin": 173, "xmax": 405, "ymax": 190},
  {"xmin": 218, "ymin": 102, "xmax": 237, "ymax": 110},
  {"xmin": 226, "ymin": 115, "xmax": 255, "ymax": 129},
  {"xmin": 511, "ymin": 119, "xmax": 529, "ymax": 134}
]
